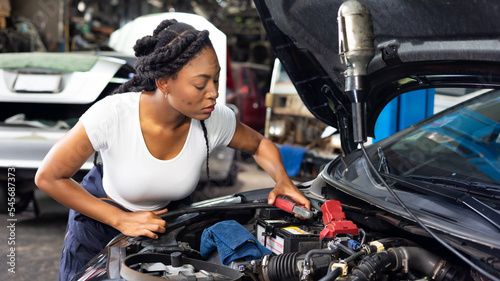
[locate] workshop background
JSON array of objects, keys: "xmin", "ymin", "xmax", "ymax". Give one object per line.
[
  {"xmin": 0, "ymin": 1, "xmax": 283, "ymax": 280},
  {"xmin": 3, "ymin": 0, "xmax": 273, "ymax": 62}
]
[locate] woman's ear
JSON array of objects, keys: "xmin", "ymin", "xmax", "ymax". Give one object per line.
[{"xmin": 155, "ymin": 77, "xmax": 169, "ymax": 94}]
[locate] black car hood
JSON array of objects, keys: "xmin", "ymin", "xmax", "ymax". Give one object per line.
[{"xmin": 254, "ymin": 0, "xmax": 500, "ymax": 153}]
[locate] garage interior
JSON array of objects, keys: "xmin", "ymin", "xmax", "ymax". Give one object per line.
[{"xmin": 3, "ymin": 0, "xmax": 273, "ymax": 64}]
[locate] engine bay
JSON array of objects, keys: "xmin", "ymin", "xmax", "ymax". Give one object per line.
[{"xmin": 89, "ymin": 185, "xmax": 488, "ymax": 281}]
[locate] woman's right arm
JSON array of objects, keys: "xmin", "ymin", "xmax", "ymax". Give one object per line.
[{"xmin": 34, "ymin": 121, "xmax": 167, "ymax": 239}]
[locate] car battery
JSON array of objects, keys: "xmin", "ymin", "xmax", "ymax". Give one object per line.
[{"xmin": 255, "ymin": 218, "xmax": 321, "ymax": 255}]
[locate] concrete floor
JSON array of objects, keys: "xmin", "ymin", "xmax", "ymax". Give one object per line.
[{"xmin": 0, "ymin": 160, "xmax": 278, "ymax": 281}]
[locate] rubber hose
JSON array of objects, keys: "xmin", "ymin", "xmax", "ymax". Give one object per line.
[
  {"xmin": 351, "ymin": 250, "xmax": 394, "ymax": 281},
  {"xmin": 267, "ymin": 252, "xmax": 301, "ymax": 281},
  {"xmin": 337, "ymin": 241, "xmax": 357, "ymax": 256},
  {"xmin": 318, "ymin": 267, "xmax": 342, "ymax": 281},
  {"xmin": 390, "ymin": 247, "xmax": 466, "ymax": 281},
  {"xmin": 352, "ymin": 246, "xmax": 466, "ymax": 281},
  {"xmin": 344, "ymin": 249, "xmax": 367, "ymax": 263},
  {"xmin": 304, "ymin": 246, "xmax": 339, "ymax": 267}
]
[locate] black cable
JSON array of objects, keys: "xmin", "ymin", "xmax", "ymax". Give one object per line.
[{"xmin": 360, "ymin": 143, "xmax": 500, "ymax": 281}]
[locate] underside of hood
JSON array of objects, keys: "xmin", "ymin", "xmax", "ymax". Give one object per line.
[{"xmin": 254, "ymin": 0, "xmax": 500, "ymax": 153}]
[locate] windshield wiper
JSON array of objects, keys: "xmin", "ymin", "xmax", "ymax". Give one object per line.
[
  {"xmin": 381, "ymin": 173, "xmax": 500, "ymax": 231},
  {"xmin": 376, "ymin": 147, "xmax": 390, "ymax": 174},
  {"xmin": 407, "ymin": 175, "xmax": 500, "ymax": 199}
]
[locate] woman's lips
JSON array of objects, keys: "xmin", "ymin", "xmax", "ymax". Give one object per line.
[{"xmin": 202, "ymin": 104, "xmax": 215, "ymax": 113}]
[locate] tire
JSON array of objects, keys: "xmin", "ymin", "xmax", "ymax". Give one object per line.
[{"xmin": 0, "ymin": 180, "xmax": 35, "ymax": 214}]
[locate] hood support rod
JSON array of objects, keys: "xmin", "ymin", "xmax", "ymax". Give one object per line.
[{"xmin": 338, "ymin": 0, "xmax": 375, "ymax": 143}]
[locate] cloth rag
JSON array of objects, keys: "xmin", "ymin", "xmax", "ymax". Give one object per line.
[
  {"xmin": 200, "ymin": 220, "xmax": 272, "ymax": 265},
  {"xmin": 278, "ymin": 144, "xmax": 308, "ymax": 176}
]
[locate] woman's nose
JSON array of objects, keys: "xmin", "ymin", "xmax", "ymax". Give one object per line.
[{"xmin": 207, "ymin": 86, "xmax": 219, "ymax": 99}]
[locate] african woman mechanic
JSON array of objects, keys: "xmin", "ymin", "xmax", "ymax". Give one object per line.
[{"xmin": 35, "ymin": 19, "xmax": 310, "ymax": 280}]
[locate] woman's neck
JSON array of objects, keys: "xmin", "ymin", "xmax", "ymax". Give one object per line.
[{"xmin": 139, "ymin": 90, "xmax": 190, "ymax": 130}]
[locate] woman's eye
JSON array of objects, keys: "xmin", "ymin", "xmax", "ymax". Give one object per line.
[
  {"xmin": 195, "ymin": 85, "xmax": 205, "ymax": 90},
  {"xmin": 214, "ymin": 80, "xmax": 219, "ymax": 84}
]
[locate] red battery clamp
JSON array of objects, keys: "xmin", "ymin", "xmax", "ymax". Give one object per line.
[{"xmin": 273, "ymin": 196, "xmax": 313, "ymax": 219}]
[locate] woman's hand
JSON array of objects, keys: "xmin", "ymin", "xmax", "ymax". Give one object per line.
[
  {"xmin": 267, "ymin": 178, "xmax": 310, "ymax": 210},
  {"xmin": 228, "ymin": 120, "xmax": 311, "ymax": 211},
  {"xmin": 113, "ymin": 208, "xmax": 169, "ymax": 239}
]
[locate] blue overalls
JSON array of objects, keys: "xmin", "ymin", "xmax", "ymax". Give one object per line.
[{"xmin": 59, "ymin": 164, "xmax": 126, "ymax": 281}]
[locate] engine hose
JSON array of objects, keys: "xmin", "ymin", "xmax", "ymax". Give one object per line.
[
  {"xmin": 344, "ymin": 249, "xmax": 367, "ymax": 263},
  {"xmin": 390, "ymin": 247, "xmax": 467, "ymax": 281},
  {"xmin": 264, "ymin": 252, "xmax": 332, "ymax": 281},
  {"xmin": 318, "ymin": 267, "xmax": 342, "ymax": 281},
  {"xmin": 305, "ymin": 246, "xmax": 339, "ymax": 267},
  {"xmin": 301, "ymin": 246, "xmax": 340, "ymax": 280},
  {"xmin": 351, "ymin": 250, "xmax": 394, "ymax": 281},
  {"xmin": 351, "ymin": 246, "xmax": 467, "ymax": 281},
  {"xmin": 337, "ymin": 241, "xmax": 357, "ymax": 256},
  {"xmin": 267, "ymin": 252, "xmax": 301, "ymax": 281}
]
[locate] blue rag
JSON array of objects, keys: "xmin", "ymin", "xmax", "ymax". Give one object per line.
[
  {"xmin": 200, "ymin": 220, "xmax": 272, "ymax": 265},
  {"xmin": 278, "ymin": 144, "xmax": 308, "ymax": 176}
]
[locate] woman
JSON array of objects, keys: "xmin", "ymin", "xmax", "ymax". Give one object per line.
[{"xmin": 35, "ymin": 19, "xmax": 310, "ymax": 280}]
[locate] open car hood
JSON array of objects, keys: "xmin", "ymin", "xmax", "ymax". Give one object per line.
[{"xmin": 254, "ymin": 0, "xmax": 500, "ymax": 153}]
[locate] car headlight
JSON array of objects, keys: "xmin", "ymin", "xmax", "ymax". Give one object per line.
[{"xmin": 269, "ymin": 120, "xmax": 287, "ymax": 137}]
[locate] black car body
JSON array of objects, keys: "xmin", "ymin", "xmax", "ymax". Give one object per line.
[{"xmin": 74, "ymin": 1, "xmax": 500, "ymax": 280}]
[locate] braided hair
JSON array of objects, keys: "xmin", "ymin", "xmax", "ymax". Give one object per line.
[
  {"xmin": 115, "ymin": 19, "xmax": 213, "ymax": 182},
  {"xmin": 115, "ymin": 19, "xmax": 213, "ymax": 93}
]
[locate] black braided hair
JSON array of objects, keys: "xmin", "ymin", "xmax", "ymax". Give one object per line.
[
  {"xmin": 200, "ymin": 120, "xmax": 209, "ymax": 183},
  {"xmin": 114, "ymin": 18, "xmax": 213, "ymax": 93},
  {"xmin": 115, "ymin": 19, "xmax": 214, "ymax": 182}
]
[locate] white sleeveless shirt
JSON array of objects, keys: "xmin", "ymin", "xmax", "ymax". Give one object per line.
[{"xmin": 80, "ymin": 92, "xmax": 236, "ymax": 211}]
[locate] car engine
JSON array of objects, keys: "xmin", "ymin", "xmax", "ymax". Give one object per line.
[{"xmin": 100, "ymin": 185, "xmax": 488, "ymax": 281}]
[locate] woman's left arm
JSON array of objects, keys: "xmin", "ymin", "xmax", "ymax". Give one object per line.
[{"xmin": 227, "ymin": 120, "xmax": 310, "ymax": 209}]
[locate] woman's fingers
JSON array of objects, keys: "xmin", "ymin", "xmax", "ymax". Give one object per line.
[
  {"xmin": 268, "ymin": 180, "xmax": 311, "ymax": 210},
  {"xmin": 267, "ymin": 190, "xmax": 278, "ymax": 205},
  {"xmin": 141, "ymin": 224, "xmax": 167, "ymax": 239},
  {"xmin": 288, "ymin": 192, "xmax": 311, "ymax": 210},
  {"xmin": 117, "ymin": 210, "xmax": 168, "ymax": 238},
  {"xmin": 153, "ymin": 207, "xmax": 169, "ymax": 216}
]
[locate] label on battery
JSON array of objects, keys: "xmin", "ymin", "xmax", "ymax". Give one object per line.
[
  {"xmin": 282, "ymin": 226, "xmax": 311, "ymax": 235},
  {"xmin": 257, "ymin": 224, "xmax": 285, "ymax": 255}
]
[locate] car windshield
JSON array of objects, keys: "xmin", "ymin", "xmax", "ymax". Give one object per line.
[{"xmin": 379, "ymin": 89, "xmax": 500, "ymax": 186}]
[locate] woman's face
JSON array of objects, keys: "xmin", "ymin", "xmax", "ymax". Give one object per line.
[{"xmin": 165, "ymin": 46, "xmax": 221, "ymax": 120}]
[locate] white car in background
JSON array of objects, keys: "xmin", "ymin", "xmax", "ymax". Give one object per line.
[
  {"xmin": 0, "ymin": 52, "xmax": 131, "ymax": 213},
  {"xmin": 0, "ymin": 12, "xmax": 237, "ymax": 214}
]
